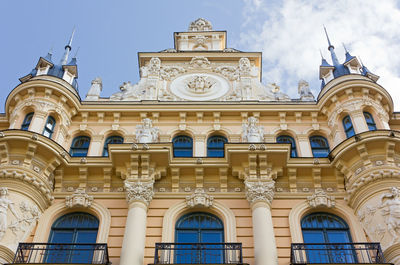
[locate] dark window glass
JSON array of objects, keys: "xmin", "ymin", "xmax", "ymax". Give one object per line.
[
  {"xmin": 175, "ymin": 212, "xmax": 224, "ymax": 264},
  {"xmin": 21, "ymin": 112, "xmax": 34, "ymax": 131},
  {"xmin": 70, "ymin": 136, "xmax": 91, "ymax": 157},
  {"xmin": 47, "ymin": 212, "xmax": 99, "ymax": 264},
  {"xmin": 43, "ymin": 116, "xmax": 56, "ymax": 138},
  {"xmin": 310, "ymin": 136, "xmax": 330, "ymax": 158},
  {"xmin": 173, "ymin": 136, "xmax": 193, "ymax": 157},
  {"xmin": 301, "ymin": 213, "xmax": 355, "ymax": 263},
  {"xmin": 207, "ymin": 136, "xmax": 227, "ymax": 158},
  {"xmin": 103, "ymin": 136, "xmax": 124, "ymax": 156},
  {"xmin": 363, "ymin": 112, "xmax": 377, "ymax": 131},
  {"xmin": 277, "ymin": 135, "xmax": 297, "ymax": 157},
  {"xmin": 342, "ymin": 115, "xmax": 355, "ymax": 138}
]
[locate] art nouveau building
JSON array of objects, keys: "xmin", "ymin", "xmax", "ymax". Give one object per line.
[{"xmin": 0, "ymin": 18, "xmax": 400, "ymax": 265}]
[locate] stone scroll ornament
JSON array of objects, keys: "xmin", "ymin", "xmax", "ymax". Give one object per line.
[
  {"xmin": 186, "ymin": 188, "xmax": 214, "ymax": 208},
  {"xmin": 135, "ymin": 118, "xmax": 160, "ymax": 143},
  {"xmin": 245, "ymin": 180, "xmax": 275, "ymax": 205},
  {"xmin": 65, "ymin": 188, "xmax": 94, "ymax": 208},
  {"xmin": 124, "ymin": 180, "xmax": 154, "ymax": 206}
]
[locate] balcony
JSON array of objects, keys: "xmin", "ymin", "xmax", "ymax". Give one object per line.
[
  {"xmin": 151, "ymin": 243, "xmax": 247, "ymax": 265},
  {"xmin": 11, "ymin": 243, "xmax": 110, "ymax": 265},
  {"xmin": 291, "ymin": 243, "xmax": 388, "ymax": 264}
]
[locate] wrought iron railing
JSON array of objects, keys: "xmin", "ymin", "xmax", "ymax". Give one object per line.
[
  {"xmin": 291, "ymin": 243, "xmax": 386, "ymax": 264},
  {"xmin": 153, "ymin": 243, "xmax": 244, "ymax": 264},
  {"xmin": 13, "ymin": 243, "xmax": 110, "ymax": 264}
]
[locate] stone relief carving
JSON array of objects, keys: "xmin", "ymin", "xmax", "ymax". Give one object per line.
[
  {"xmin": 189, "ymin": 56, "xmax": 211, "ymax": 69},
  {"xmin": 298, "ymin": 80, "xmax": 314, "ymax": 101},
  {"xmin": 186, "ymin": 75, "xmax": 215, "ymax": 94},
  {"xmin": 245, "ymin": 180, "xmax": 275, "ymax": 205},
  {"xmin": 65, "ymin": 188, "xmax": 94, "ymax": 208},
  {"xmin": 242, "ymin": 117, "xmax": 264, "ymax": 143},
  {"xmin": 358, "ymin": 187, "xmax": 400, "ymax": 250},
  {"xmin": 238, "ymin": 57, "xmax": 251, "ymax": 76},
  {"xmin": 148, "ymin": 57, "xmax": 162, "ymax": 76},
  {"xmin": 85, "ymin": 77, "xmax": 102, "ymax": 101},
  {"xmin": 307, "ymin": 189, "xmax": 335, "ymax": 208},
  {"xmin": 188, "ymin": 18, "xmax": 212, "ymax": 31},
  {"xmin": 8, "ymin": 202, "xmax": 40, "ymax": 244},
  {"xmin": 193, "ymin": 36, "xmax": 208, "ymax": 50},
  {"xmin": 213, "ymin": 65, "xmax": 239, "ymax": 81},
  {"xmin": 124, "ymin": 180, "xmax": 154, "ymax": 205},
  {"xmin": 135, "ymin": 118, "xmax": 159, "ymax": 143},
  {"xmin": 0, "ymin": 188, "xmax": 19, "ymax": 241},
  {"xmin": 186, "ymin": 188, "xmax": 213, "ymax": 208}
]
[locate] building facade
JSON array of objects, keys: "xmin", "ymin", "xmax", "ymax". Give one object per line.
[{"xmin": 0, "ymin": 18, "xmax": 400, "ymax": 265}]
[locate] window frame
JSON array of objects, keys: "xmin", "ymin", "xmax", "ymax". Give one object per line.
[
  {"xmin": 43, "ymin": 116, "xmax": 56, "ymax": 138},
  {"xmin": 207, "ymin": 135, "xmax": 227, "ymax": 158},
  {"xmin": 70, "ymin": 136, "xmax": 91, "ymax": 157},
  {"xmin": 276, "ymin": 135, "xmax": 297, "ymax": 157},
  {"xmin": 342, "ymin": 115, "xmax": 355, "ymax": 138},
  {"xmin": 363, "ymin": 112, "xmax": 377, "ymax": 131},
  {"xmin": 309, "ymin": 136, "xmax": 330, "ymax": 158},
  {"xmin": 173, "ymin": 135, "xmax": 193, "ymax": 157},
  {"xmin": 102, "ymin": 135, "xmax": 124, "ymax": 156},
  {"xmin": 21, "ymin": 112, "xmax": 34, "ymax": 131}
]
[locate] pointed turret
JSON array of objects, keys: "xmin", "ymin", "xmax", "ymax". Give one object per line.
[
  {"xmin": 324, "ymin": 26, "xmax": 340, "ymax": 66},
  {"xmin": 60, "ymin": 28, "xmax": 75, "ymax": 65},
  {"xmin": 360, "ymin": 58, "xmax": 379, "ymax": 82}
]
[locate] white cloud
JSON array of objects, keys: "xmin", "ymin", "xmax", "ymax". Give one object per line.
[{"xmin": 239, "ymin": 0, "xmax": 400, "ymax": 111}]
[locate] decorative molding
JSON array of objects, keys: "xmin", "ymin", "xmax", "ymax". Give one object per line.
[
  {"xmin": 307, "ymin": 189, "xmax": 335, "ymax": 208},
  {"xmin": 242, "ymin": 116, "xmax": 264, "ymax": 143},
  {"xmin": 245, "ymin": 180, "xmax": 275, "ymax": 205},
  {"xmin": 65, "ymin": 188, "xmax": 93, "ymax": 208},
  {"xmin": 188, "ymin": 18, "xmax": 212, "ymax": 31},
  {"xmin": 124, "ymin": 180, "xmax": 154, "ymax": 206},
  {"xmin": 186, "ymin": 188, "xmax": 213, "ymax": 208}
]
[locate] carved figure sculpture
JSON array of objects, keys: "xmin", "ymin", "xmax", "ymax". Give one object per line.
[
  {"xmin": 380, "ymin": 187, "xmax": 400, "ymax": 244},
  {"xmin": 242, "ymin": 117, "xmax": 264, "ymax": 143},
  {"xmin": 186, "ymin": 75, "xmax": 214, "ymax": 94},
  {"xmin": 298, "ymin": 80, "xmax": 314, "ymax": 101},
  {"xmin": 85, "ymin": 77, "xmax": 102, "ymax": 101},
  {"xmin": 136, "ymin": 118, "xmax": 159, "ymax": 143},
  {"xmin": 0, "ymin": 188, "xmax": 19, "ymax": 240}
]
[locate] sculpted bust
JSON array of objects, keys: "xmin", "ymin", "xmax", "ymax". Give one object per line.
[{"xmin": 136, "ymin": 118, "xmax": 159, "ymax": 143}]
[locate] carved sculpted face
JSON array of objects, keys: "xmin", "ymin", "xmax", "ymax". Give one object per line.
[{"xmin": 0, "ymin": 188, "xmax": 7, "ymax": 196}]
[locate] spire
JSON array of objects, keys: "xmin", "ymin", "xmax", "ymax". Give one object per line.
[
  {"xmin": 323, "ymin": 26, "xmax": 340, "ymax": 66},
  {"xmin": 60, "ymin": 27, "xmax": 75, "ymax": 65},
  {"xmin": 44, "ymin": 46, "xmax": 53, "ymax": 62}
]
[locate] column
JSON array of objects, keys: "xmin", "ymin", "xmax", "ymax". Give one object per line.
[
  {"xmin": 120, "ymin": 180, "xmax": 154, "ymax": 265},
  {"xmin": 350, "ymin": 110, "xmax": 368, "ymax": 134},
  {"xmin": 29, "ymin": 111, "xmax": 47, "ymax": 133},
  {"xmin": 245, "ymin": 180, "xmax": 278, "ymax": 265}
]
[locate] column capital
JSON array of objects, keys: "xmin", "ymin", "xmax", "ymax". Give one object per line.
[
  {"xmin": 124, "ymin": 180, "xmax": 154, "ymax": 206},
  {"xmin": 245, "ymin": 180, "xmax": 275, "ymax": 207}
]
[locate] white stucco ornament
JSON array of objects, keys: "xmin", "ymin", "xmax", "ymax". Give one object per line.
[
  {"xmin": 188, "ymin": 18, "xmax": 212, "ymax": 31},
  {"xmin": 307, "ymin": 189, "xmax": 335, "ymax": 208},
  {"xmin": 242, "ymin": 116, "xmax": 264, "ymax": 143},
  {"xmin": 0, "ymin": 188, "xmax": 19, "ymax": 241},
  {"xmin": 170, "ymin": 73, "xmax": 230, "ymax": 101},
  {"xmin": 245, "ymin": 180, "xmax": 275, "ymax": 205},
  {"xmin": 135, "ymin": 118, "xmax": 159, "ymax": 143},
  {"xmin": 65, "ymin": 188, "xmax": 94, "ymax": 208},
  {"xmin": 124, "ymin": 180, "xmax": 154, "ymax": 205},
  {"xmin": 298, "ymin": 80, "xmax": 314, "ymax": 101},
  {"xmin": 85, "ymin": 77, "xmax": 102, "ymax": 101},
  {"xmin": 186, "ymin": 188, "xmax": 214, "ymax": 208}
]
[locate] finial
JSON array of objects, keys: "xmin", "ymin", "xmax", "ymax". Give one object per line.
[
  {"xmin": 319, "ymin": 49, "xmax": 324, "ymax": 59},
  {"xmin": 48, "ymin": 46, "xmax": 53, "ymax": 55},
  {"xmin": 323, "ymin": 25, "xmax": 334, "ymax": 50},
  {"xmin": 66, "ymin": 27, "xmax": 75, "ymax": 49},
  {"xmin": 73, "ymin": 47, "xmax": 80, "ymax": 58},
  {"xmin": 342, "ymin": 43, "xmax": 348, "ymax": 53}
]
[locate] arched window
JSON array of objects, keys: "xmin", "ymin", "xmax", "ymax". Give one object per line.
[
  {"xmin": 342, "ymin": 115, "xmax": 355, "ymax": 138},
  {"xmin": 301, "ymin": 213, "xmax": 354, "ymax": 263},
  {"xmin": 103, "ymin": 135, "xmax": 124, "ymax": 156},
  {"xmin": 277, "ymin": 135, "xmax": 297, "ymax": 157},
  {"xmin": 175, "ymin": 212, "xmax": 224, "ymax": 264},
  {"xmin": 207, "ymin": 135, "xmax": 227, "ymax": 157},
  {"xmin": 47, "ymin": 212, "xmax": 99, "ymax": 263},
  {"xmin": 21, "ymin": 112, "xmax": 34, "ymax": 131},
  {"xmin": 173, "ymin": 135, "xmax": 193, "ymax": 157},
  {"xmin": 363, "ymin": 112, "xmax": 377, "ymax": 131},
  {"xmin": 43, "ymin": 116, "xmax": 56, "ymax": 138},
  {"xmin": 309, "ymin": 136, "xmax": 330, "ymax": 158},
  {"xmin": 70, "ymin": 136, "xmax": 91, "ymax": 157}
]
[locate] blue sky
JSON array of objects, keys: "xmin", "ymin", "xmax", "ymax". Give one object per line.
[{"xmin": 1, "ymin": 0, "xmax": 399, "ymax": 112}]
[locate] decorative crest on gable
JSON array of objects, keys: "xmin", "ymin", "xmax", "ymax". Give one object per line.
[
  {"xmin": 186, "ymin": 188, "xmax": 214, "ymax": 208},
  {"xmin": 188, "ymin": 18, "xmax": 212, "ymax": 31},
  {"xmin": 65, "ymin": 188, "xmax": 94, "ymax": 208}
]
